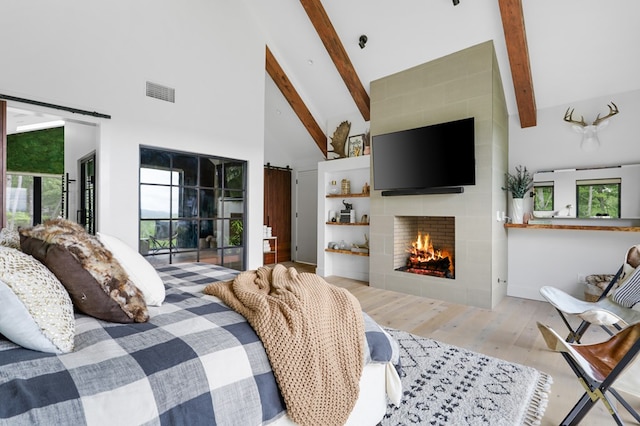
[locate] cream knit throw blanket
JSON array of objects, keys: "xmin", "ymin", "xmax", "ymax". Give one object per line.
[{"xmin": 204, "ymin": 264, "xmax": 364, "ymax": 426}]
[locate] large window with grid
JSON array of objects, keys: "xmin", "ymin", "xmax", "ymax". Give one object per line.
[{"xmin": 139, "ymin": 147, "xmax": 246, "ymax": 270}]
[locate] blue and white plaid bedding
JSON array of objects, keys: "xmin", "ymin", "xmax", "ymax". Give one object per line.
[{"xmin": 0, "ymin": 263, "xmax": 397, "ymax": 425}]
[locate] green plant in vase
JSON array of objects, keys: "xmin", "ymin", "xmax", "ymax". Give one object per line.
[
  {"xmin": 503, "ymin": 165, "xmax": 533, "ymax": 198},
  {"xmin": 502, "ymin": 165, "xmax": 533, "ymax": 224}
]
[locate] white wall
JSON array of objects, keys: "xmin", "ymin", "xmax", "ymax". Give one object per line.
[
  {"xmin": 64, "ymin": 122, "xmax": 97, "ymax": 222},
  {"xmin": 508, "ymin": 89, "xmax": 640, "ymax": 300},
  {"xmin": 1, "ymin": 1, "xmax": 267, "ymax": 269}
]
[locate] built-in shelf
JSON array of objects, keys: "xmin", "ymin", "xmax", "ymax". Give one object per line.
[
  {"xmin": 505, "ymin": 224, "xmax": 640, "ymax": 232},
  {"xmin": 325, "ymin": 248, "xmax": 369, "ymax": 257},
  {"xmin": 326, "ymin": 193, "xmax": 369, "ymax": 198},
  {"xmin": 317, "ymin": 155, "xmax": 371, "ymax": 282}
]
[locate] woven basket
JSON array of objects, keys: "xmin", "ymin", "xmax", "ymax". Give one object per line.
[{"xmin": 584, "ymin": 283, "xmax": 602, "ymax": 303}]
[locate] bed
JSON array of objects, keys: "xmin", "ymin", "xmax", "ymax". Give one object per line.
[{"xmin": 0, "ymin": 255, "xmax": 400, "ymax": 426}]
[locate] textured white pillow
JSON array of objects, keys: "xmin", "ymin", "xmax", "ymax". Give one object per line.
[
  {"xmin": 0, "ymin": 228, "xmax": 20, "ymax": 250},
  {"xmin": 0, "ymin": 247, "xmax": 75, "ymax": 353},
  {"xmin": 97, "ymin": 232, "xmax": 165, "ymax": 306}
]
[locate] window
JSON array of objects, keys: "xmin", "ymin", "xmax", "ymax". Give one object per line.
[
  {"xmin": 139, "ymin": 147, "xmax": 246, "ymax": 269},
  {"xmin": 576, "ymin": 178, "xmax": 621, "ymax": 218},
  {"xmin": 533, "ymin": 182, "xmax": 554, "ymax": 211},
  {"xmin": 6, "ymin": 173, "xmax": 63, "ymax": 229}
]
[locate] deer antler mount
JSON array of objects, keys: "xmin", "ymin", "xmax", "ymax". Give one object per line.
[{"xmin": 563, "ymin": 102, "xmax": 619, "ymax": 152}]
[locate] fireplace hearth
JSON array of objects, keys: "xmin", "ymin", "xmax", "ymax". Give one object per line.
[{"xmin": 394, "ymin": 216, "xmax": 455, "ymax": 279}]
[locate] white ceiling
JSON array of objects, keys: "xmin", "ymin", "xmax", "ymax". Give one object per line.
[
  {"xmin": 7, "ymin": 1, "xmax": 640, "ymax": 166},
  {"xmin": 250, "ymin": 0, "xmax": 640, "ymax": 164}
]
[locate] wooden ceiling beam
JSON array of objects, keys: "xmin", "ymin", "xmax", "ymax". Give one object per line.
[
  {"xmin": 499, "ymin": 0, "xmax": 537, "ymax": 128},
  {"xmin": 299, "ymin": 0, "xmax": 370, "ymax": 121},
  {"xmin": 265, "ymin": 46, "xmax": 328, "ymax": 157}
]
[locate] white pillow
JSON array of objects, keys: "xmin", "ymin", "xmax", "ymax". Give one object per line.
[
  {"xmin": 0, "ymin": 247, "xmax": 75, "ymax": 353},
  {"xmin": 97, "ymin": 232, "xmax": 165, "ymax": 306},
  {"xmin": 0, "ymin": 227, "xmax": 20, "ymax": 250}
]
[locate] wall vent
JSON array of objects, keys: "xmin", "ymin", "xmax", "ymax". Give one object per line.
[{"xmin": 146, "ymin": 81, "xmax": 175, "ymax": 103}]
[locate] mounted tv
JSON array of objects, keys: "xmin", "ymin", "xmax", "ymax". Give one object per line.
[{"xmin": 372, "ymin": 117, "xmax": 475, "ymax": 196}]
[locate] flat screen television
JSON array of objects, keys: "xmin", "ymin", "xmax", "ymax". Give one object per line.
[{"xmin": 372, "ymin": 117, "xmax": 475, "ymax": 196}]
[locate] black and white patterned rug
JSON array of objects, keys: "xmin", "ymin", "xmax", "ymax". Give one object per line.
[{"xmin": 381, "ymin": 328, "xmax": 552, "ymax": 426}]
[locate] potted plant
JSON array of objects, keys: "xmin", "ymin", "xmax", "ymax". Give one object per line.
[{"xmin": 503, "ymin": 165, "xmax": 533, "ymax": 224}]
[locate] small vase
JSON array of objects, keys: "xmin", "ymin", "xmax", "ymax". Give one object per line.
[
  {"xmin": 327, "ymin": 180, "xmax": 339, "ymax": 195},
  {"xmin": 512, "ymin": 198, "xmax": 524, "ymax": 224}
]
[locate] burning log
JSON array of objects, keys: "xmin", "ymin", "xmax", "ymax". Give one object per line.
[
  {"xmin": 402, "ymin": 231, "xmax": 454, "ymax": 278},
  {"xmin": 407, "ymin": 256, "xmax": 450, "ymax": 272}
]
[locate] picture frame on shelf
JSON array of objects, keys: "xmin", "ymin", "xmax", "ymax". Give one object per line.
[{"xmin": 348, "ymin": 134, "xmax": 364, "ymax": 157}]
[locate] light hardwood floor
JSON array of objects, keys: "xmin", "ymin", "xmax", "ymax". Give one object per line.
[{"xmin": 285, "ymin": 263, "xmax": 639, "ymax": 426}]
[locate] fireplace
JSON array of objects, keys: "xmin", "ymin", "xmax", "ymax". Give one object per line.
[{"xmin": 394, "ymin": 216, "xmax": 455, "ymax": 279}]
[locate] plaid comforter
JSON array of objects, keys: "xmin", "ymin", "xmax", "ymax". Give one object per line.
[{"xmin": 0, "ymin": 263, "xmax": 397, "ymax": 425}]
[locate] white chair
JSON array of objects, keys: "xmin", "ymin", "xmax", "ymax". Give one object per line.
[
  {"xmin": 540, "ymin": 245, "xmax": 640, "ymax": 343},
  {"xmin": 538, "ymin": 244, "xmax": 640, "ymax": 424}
]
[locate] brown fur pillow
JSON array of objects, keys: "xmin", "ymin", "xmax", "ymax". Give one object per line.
[{"xmin": 20, "ymin": 219, "xmax": 148, "ymax": 323}]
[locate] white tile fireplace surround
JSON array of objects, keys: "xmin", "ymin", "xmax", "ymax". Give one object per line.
[
  {"xmin": 369, "ymin": 191, "xmax": 501, "ymax": 310},
  {"xmin": 394, "ymin": 216, "xmax": 455, "ymax": 279},
  {"xmin": 368, "ymin": 40, "xmax": 508, "ymax": 309}
]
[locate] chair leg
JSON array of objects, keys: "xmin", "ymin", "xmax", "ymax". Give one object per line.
[
  {"xmin": 561, "ymin": 390, "xmax": 627, "ymax": 426},
  {"xmin": 561, "ymin": 392, "xmax": 597, "ymax": 426},
  {"xmin": 610, "ymin": 388, "xmax": 640, "ymax": 423}
]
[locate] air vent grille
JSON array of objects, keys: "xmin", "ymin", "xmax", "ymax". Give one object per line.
[{"xmin": 146, "ymin": 81, "xmax": 175, "ymax": 103}]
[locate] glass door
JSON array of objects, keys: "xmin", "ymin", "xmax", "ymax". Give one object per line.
[{"xmin": 78, "ymin": 153, "xmax": 96, "ymax": 234}]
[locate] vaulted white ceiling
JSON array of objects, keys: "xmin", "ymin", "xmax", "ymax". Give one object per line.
[{"xmin": 248, "ymin": 0, "xmax": 640, "ymax": 164}]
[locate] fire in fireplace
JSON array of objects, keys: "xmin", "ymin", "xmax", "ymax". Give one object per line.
[{"xmin": 398, "ymin": 231, "xmax": 454, "ymax": 278}]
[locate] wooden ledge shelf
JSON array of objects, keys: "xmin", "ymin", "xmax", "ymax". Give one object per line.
[
  {"xmin": 325, "ymin": 222, "xmax": 369, "ymax": 226},
  {"xmin": 505, "ymin": 223, "xmax": 640, "ymax": 232},
  {"xmin": 325, "ymin": 248, "xmax": 369, "ymax": 256},
  {"xmin": 326, "ymin": 193, "xmax": 369, "ymax": 198}
]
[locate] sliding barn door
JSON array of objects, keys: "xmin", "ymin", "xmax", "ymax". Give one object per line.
[{"xmin": 264, "ymin": 166, "xmax": 291, "ymax": 263}]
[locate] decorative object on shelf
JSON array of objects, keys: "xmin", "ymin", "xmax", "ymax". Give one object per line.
[
  {"xmin": 533, "ymin": 210, "xmax": 558, "ymax": 218},
  {"xmin": 563, "ymin": 102, "xmax": 619, "ymax": 152},
  {"xmin": 362, "ymin": 182, "xmax": 370, "ymax": 194},
  {"xmin": 363, "ymin": 130, "xmax": 370, "ymax": 155},
  {"xmin": 351, "ymin": 234, "xmax": 369, "ymax": 254},
  {"xmin": 503, "ymin": 165, "xmax": 533, "ymax": 224},
  {"xmin": 349, "ymin": 210, "xmax": 356, "ymax": 223},
  {"xmin": 511, "ymin": 200, "xmax": 524, "ymax": 224},
  {"xmin": 341, "ymin": 179, "xmax": 351, "ymax": 194},
  {"xmin": 348, "ymin": 134, "xmax": 364, "ymax": 157},
  {"xmin": 327, "ymin": 180, "xmax": 339, "ymax": 195},
  {"xmin": 360, "ymin": 214, "xmax": 368, "ymax": 223},
  {"xmin": 329, "ymin": 120, "xmax": 351, "ymax": 159}
]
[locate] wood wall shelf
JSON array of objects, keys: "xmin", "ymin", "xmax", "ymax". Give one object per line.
[
  {"xmin": 325, "ymin": 248, "xmax": 369, "ymax": 256},
  {"xmin": 326, "ymin": 193, "xmax": 369, "ymax": 198},
  {"xmin": 325, "ymin": 222, "xmax": 369, "ymax": 226},
  {"xmin": 504, "ymin": 223, "xmax": 640, "ymax": 232}
]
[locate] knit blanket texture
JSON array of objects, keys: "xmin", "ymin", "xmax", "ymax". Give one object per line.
[{"xmin": 204, "ymin": 264, "xmax": 364, "ymax": 426}]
